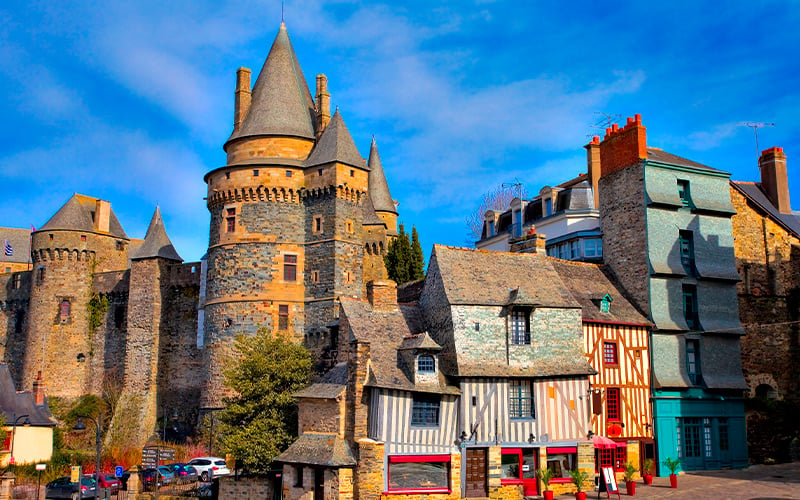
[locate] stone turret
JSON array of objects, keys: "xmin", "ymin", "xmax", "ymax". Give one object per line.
[{"xmin": 367, "ymin": 138, "xmax": 398, "ymax": 236}]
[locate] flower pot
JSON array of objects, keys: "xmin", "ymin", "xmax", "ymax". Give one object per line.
[
  {"xmin": 625, "ymin": 480, "xmax": 636, "ymax": 496},
  {"xmin": 575, "ymin": 492, "xmax": 587, "ymax": 500},
  {"xmin": 669, "ymin": 474, "xmax": 678, "ymax": 488},
  {"xmin": 643, "ymin": 474, "xmax": 653, "ymax": 485},
  {"xmin": 543, "ymin": 491, "xmax": 554, "ymax": 500}
]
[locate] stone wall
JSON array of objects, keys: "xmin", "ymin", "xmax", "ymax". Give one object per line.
[
  {"xmin": 219, "ymin": 476, "xmax": 274, "ymax": 500},
  {"xmin": 0, "ymin": 271, "xmax": 31, "ymax": 385},
  {"xmin": 298, "ymin": 397, "xmax": 343, "ymax": 435},
  {"xmin": 598, "ymin": 163, "xmax": 649, "ymax": 315}
]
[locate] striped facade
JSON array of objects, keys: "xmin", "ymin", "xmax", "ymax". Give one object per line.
[
  {"xmin": 368, "ymin": 388, "xmax": 459, "ymax": 454},
  {"xmin": 460, "ymin": 377, "xmax": 590, "ymax": 445},
  {"xmin": 584, "ymin": 321, "xmax": 651, "ymax": 439}
]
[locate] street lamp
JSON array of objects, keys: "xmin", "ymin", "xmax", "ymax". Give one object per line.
[
  {"xmin": 199, "ymin": 407, "xmax": 223, "ymax": 456},
  {"xmin": 73, "ymin": 414, "xmax": 102, "ymax": 496},
  {"xmin": 9, "ymin": 413, "xmax": 31, "ymax": 472}
]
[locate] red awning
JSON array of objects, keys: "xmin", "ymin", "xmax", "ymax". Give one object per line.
[
  {"xmin": 592, "ymin": 435, "xmax": 617, "ymax": 449},
  {"xmin": 616, "ymin": 442, "xmax": 627, "ymax": 448}
]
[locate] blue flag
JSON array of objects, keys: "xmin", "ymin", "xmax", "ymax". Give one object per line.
[{"xmin": 3, "ymin": 240, "xmax": 12, "ymax": 257}]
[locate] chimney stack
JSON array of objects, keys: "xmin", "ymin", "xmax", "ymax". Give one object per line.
[
  {"xmin": 33, "ymin": 370, "xmax": 45, "ymax": 406},
  {"xmin": 315, "ymin": 74, "xmax": 331, "ymax": 137},
  {"xmin": 584, "ymin": 136, "xmax": 601, "ymax": 208},
  {"xmin": 599, "ymin": 114, "xmax": 648, "ymax": 177},
  {"xmin": 759, "ymin": 147, "xmax": 791, "ymax": 214},
  {"xmin": 233, "ymin": 67, "xmax": 252, "ymax": 132},
  {"xmin": 366, "ymin": 280, "xmax": 398, "ymax": 311},
  {"xmin": 95, "ymin": 199, "xmax": 111, "ymax": 233},
  {"xmin": 509, "ymin": 233, "xmax": 547, "ymax": 254}
]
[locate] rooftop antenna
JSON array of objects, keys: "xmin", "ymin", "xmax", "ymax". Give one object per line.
[
  {"xmin": 281, "ymin": 0, "xmax": 285, "ymax": 22},
  {"xmin": 589, "ymin": 112, "xmax": 622, "ymax": 137},
  {"xmin": 502, "ymin": 179, "xmax": 524, "ymax": 199},
  {"xmin": 741, "ymin": 122, "xmax": 775, "ymax": 165}
]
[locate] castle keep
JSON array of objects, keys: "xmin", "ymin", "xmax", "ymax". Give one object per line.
[{"xmin": 0, "ymin": 23, "xmax": 398, "ymax": 443}]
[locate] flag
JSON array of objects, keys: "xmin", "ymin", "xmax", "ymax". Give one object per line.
[{"xmin": 4, "ymin": 239, "xmax": 12, "ymax": 256}]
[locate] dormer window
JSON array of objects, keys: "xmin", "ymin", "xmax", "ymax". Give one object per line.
[
  {"xmin": 418, "ymin": 355, "xmax": 435, "ymax": 374},
  {"xmin": 510, "ymin": 310, "xmax": 531, "ymax": 345},
  {"xmin": 677, "ymin": 179, "xmax": 691, "ymax": 207},
  {"xmin": 600, "ymin": 294, "xmax": 612, "ymax": 313}
]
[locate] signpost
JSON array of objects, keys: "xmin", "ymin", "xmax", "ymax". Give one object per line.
[
  {"xmin": 36, "ymin": 463, "xmax": 47, "ymax": 500},
  {"xmin": 141, "ymin": 445, "xmax": 175, "ymax": 500},
  {"xmin": 115, "ymin": 466, "xmax": 123, "ymax": 478}
]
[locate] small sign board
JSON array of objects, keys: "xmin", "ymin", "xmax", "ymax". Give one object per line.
[
  {"xmin": 142, "ymin": 446, "xmax": 176, "ymax": 467},
  {"xmin": 599, "ymin": 467, "xmax": 621, "ymax": 499},
  {"xmin": 71, "ymin": 466, "xmax": 81, "ymax": 483},
  {"xmin": 36, "ymin": 464, "xmax": 47, "ymax": 471},
  {"xmin": 115, "ymin": 466, "xmax": 124, "ymax": 478}
]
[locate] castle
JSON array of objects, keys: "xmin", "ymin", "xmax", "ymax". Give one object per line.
[{"xmin": 0, "ymin": 22, "xmax": 398, "ymax": 445}]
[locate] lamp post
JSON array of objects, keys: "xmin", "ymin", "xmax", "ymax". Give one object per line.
[
  {"xmin": 199, "ymin": 407, "xmax": 223, "ymax": 456},
  {"xmin": 73, "ymin": 414, "xmax": 102, "ymax": 497},
  {"xmin": 9, "ymin": 413, "xmax": 31, "ymax": 472}
]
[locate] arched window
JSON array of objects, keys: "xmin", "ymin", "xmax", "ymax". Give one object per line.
[{"xmin": 417, "ymin": 355, "xmax": 435, "ymax": 373}]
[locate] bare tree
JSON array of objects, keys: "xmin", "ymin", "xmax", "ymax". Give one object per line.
[{"xmin": 465, "ymin": 183, "xmax": 528, "ymax": 243}]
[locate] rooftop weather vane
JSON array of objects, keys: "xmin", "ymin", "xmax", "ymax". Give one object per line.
[{"xmin": 741, "ymin": 122, "xmax": 775, "ymax": 165}]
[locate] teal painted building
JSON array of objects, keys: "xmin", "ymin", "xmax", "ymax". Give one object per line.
[{"xmin": 597, "ymin": 116, "xmax": 748, "ymax": 476}]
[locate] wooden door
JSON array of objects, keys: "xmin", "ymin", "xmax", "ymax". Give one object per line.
[
  {"xmin": 464, "ymin": 448, "xmax": 487, "ymax": 497},
  {"xmin": 314, "ymin": 468, "xmax": 324, "ymax": 500}
]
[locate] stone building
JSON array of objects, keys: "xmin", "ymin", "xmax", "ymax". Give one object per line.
[
  {"xmin": 597, "ymin": 115, "xmax": 748, "ymax": 474},
  {"xmin": 0, "ymin": 22, "xmax": 399, "ymax": 446}
]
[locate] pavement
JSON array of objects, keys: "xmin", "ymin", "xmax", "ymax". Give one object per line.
[{"xmin": 554, "ymin": 462, "xmax": 800, "ymax": 499}]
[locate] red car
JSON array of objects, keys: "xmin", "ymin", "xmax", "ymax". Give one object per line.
[{"xmin": 85, "ymin": 474, "xmax": 122, "ymax": 494}]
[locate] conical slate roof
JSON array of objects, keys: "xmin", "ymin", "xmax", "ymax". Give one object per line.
[
  {"xmin": 361, "ymin": 193, "xmax": 385, "ymax": 226},
  {"xmin": 131, "ymin": 207, "xmax": 182, "ymax": 262},
  {"xmin": 227, "ymin": 22, "xmax": 316, "ymax": 144},
  {"xmin": 305, "ymin": 109, "xmax": 366, "ymax": 169},
  {"xmin": 367, "ymin": 138, "xmax": 396, "ymax": 214},
  {"xmin": 39, "ymin": 194, "xmax": 128, "ymax": 238}
]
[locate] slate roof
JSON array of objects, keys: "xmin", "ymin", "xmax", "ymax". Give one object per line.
[
  {"xmin": 398, "ymin": 332, "xmax": 441, "ymax": 351},
  {"xmin": 0, "ymin": 365, "xmax": 57, "ymax": 427},
  {"xmin": 0, "ymin": 228, "xmax": 31, "ymax": 264},
  {"xmin": 549, "ymin": 259, "xmax": 651, "ymax": 326},
  {"xmin": 39, "ymin": 194, "xmax": 128, "ymax": 238},
  {"xmin": 647, "ymin": 148, "xmax": 725, "ymax": 174},
  {"xmin": 131, "ymin": 207, "xmax": 182, "ymax": 261},
  {"xmin": 431, "ymin": 245, "xmax": 580, "ymax": 308},
  {"xmin": 294, "ymin": 383, "xmax": 345, "ymax": 399},
  {"xmin": 227, "ymin": 22, "xmax": 316, "ymax": 144},
  {"xmin": 304, "ymin": 110, "xmax": 366, "ymax": 169},
  {"xmin": 274, "ymin": 433, "xmax": 356, "ymax": 467},
  {"xmin": 367, "ymin": 138, "xmax": 396, "ymax": 214},
  {"xmin": 361, "ymin": 194, "xmax": 386, "ymax": 226},
  {"xmin": 339, "ymin": 298, "xmax": 459, "ymax": 395},
  {"xmin": 397, "ymin": 279, "xmax": 425, "ymax": 304},
  {"xmin": 731, "ymin": 181, "xmax": 800, "ymax": 237}
]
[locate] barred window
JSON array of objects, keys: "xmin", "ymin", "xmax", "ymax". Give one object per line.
[
  {"xmin": 509, "ymin": 380, "xmax": 535, "ymax": 419},
  {"xmin": 284, "ymin": 255, "xmax": 297, "ymax": 282},
  {"xmin": 417, "ymin": 355, "xmax": 435, "ymax": 373},
  {"xmin": 606, "ymin": 387, "xmax": 620, "ymax": 421},
  {"xmin": 603, "ymin": 342, "xmax": 618, "ymax": 365},
  {"xmin": 411, "ymin": 394, "xmax": 440, "ymax": 426},
  {"xmin": 278, "ymin": 304, "xmax": 289, "ymax": 330},
  {"xmin": 510, "ymin": 310, "xmax": 530, "ymax": 345}
]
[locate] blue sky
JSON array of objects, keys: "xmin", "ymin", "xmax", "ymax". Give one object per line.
[{"xmin": 2, "ymin": 1, "xmax": 799, "ymax": 262}]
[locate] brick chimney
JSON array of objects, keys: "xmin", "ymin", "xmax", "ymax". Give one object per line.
[
  {"xmin": 759, "ymin": 147, "xmax": 791, "ymax": 214},
  {"xmin": 510, "ymin": 233, "xmax": 547, "ymax": 254},
  {"xmin": 599, "ymin": 114, "xmax": 648, "ymax": 177},
  {"xmin": 315, "ymin": 74, "xmax": 331, "ymax": 138},
  {"xmin": 95, "ymin": 199, "xmax": 111, "ymax": 233},
  {"xmin": 366, "ymin": 280, "xmax": 398, "ymax": 311},
  {"xmin": 233, "ymin": 67, "xmax": 252, "ymax": 132},
  {"xmin": 584, "ymin": 135, "xmax": 601, "ymax": 208},
  {"xmin": 33, "ymin": 370, "xmax": 45, "ymax": 406}
]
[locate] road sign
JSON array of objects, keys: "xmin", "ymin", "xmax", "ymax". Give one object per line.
[
  {"xmin": 142, "ymin": 446, "xmax": 176, "ymax": 467},
  {"xmin": 115, "ymin": 466, "xmax": 124, "ymax": 478},
  {"xmin": 71, "ymin": 466, "xmax": 81, "ymax": 483}
]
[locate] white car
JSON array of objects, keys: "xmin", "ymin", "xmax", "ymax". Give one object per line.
[{"xmin": 187, "ymin": 457, "xmax": 231, "ymax": 481}]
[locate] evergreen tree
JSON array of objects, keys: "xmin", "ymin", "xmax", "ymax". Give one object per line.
[
  {"xmin": 384, "ymin": 224, "xmax": 425, "ymax": 284},
  {"xmin": 410, "ymin": 226, "xmax": 425, "ymax": 281},
  {"xmin": 217, "ymin": 329, "xmax": 311, "ymax": 472}
]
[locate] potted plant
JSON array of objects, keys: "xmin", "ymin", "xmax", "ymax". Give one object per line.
[
  {"xmin": 623, "ymin": 462, "xmax": 636, "ymax": 496},
  {"xmin": 536, "ymin": 468, "xmax": 555, "ymax": 500},
  {"xmin": 569, "ymin": 468, "xmax": 591, "ymax": 500},
  {"xmin": 664, "ymin": 457, "xmax": 680, "ymax": 488},
  {"xmin": 641, "ymin": 459, "xmax": 654, "ymax": 485}
]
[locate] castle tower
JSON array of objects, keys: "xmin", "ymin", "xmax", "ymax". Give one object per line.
[
  {"xmin": 24, "ymin": 194, "xmax": 130, "ymax": 396},
  {"xmin": 109, "ymin": 207, "xmax": 183, "ymax": 447},
  {"xmin": 367, "ymin": 138, "xmax": 398, "ymax": 236}
]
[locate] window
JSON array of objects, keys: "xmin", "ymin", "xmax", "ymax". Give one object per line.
[
  {"xmin": 559, "ymin": 243, "xmax": 569, "ymax": 260},
  {"xmin": 570, "ymin": 240, "xmax": 580, "ymax": 259},
  {"xmin": 546, "ymin": 447, "xmax": 576, "ymax": 481},
  {"xmin": 686, "ymin": 339, "xmax": 701, "ymax": 385},
  {"xmin": 387, "ymin": 455, "xmax": 450, "ymax": 492},
  {"xmin": 346, "ymin": 220, "xmax": 354, "ymax": 233},
  {"xmin": 253, "ymin": 169, "xmax": 259, "ymax": 176},
  {"xmin": 116, "ymin": 241, "xmax": 124, "ymax": 251},
  {"xmin": 318, "ymin": 169, "xmax": 323, "ymax": 176},
  {"xmin": 411, "ymin": 394, "xmax": 440, "ymax": 426},
  {"xmin": 606, "ymin": 387, "xmax": 620, "ymax": 421},
  {"xmin": 584, "ymin": 238, "xmax": 602, "ymax": 258},
  {"xmin": 313, "ymin": 216, "xmax": 323, "ymax": 233},
  {"xmin": 718, "ymin": 418, "xmax": 729, "ymax": 452},
  {"xmin": 597, "ymin": 449, "xmax": 614, "ymax": 472},
  {"xmin": 510, "ymin": 310, "xmax": 530, "ymax": 345},
  {"xmin": 285, "ymin": 170, "xmax": 293, "ymax": 177},
  {"xmin": 679, "ymin": 230, "xmax": 695, "ymax": 275},
  {"xmin": 677, "ymin": 180, "xmax": 691, "ymax": 207},
  {"xmin": 294, "ymin": 465, "xmax": 303, "ymax": 487},
  {"xmin": 512, "ymin": 210, "xmax": 522, "ymax": 237},
  {"xmin": 60, "ymin": 299, "xmax": 71, "ymax": 318},
  {"xmin": 683, "ymin": 285, "xmax": 698, "ymax": 329},
  {"xmin": 278, "ymin": 304, "xmax": 289, "ymax": 330},
  {"xmin": 12, "ymin": 274, "xmax": 21, "ymax": 289},
  {"xmin": 36, "ymin": 266, "xmax": 45, "ymax": 285},
  {"xmin": 15, "ymin": 310, "xmax": 24, "ymax": 335},
  {"xmin": 680, "ymin": 418, "xmax": 703, "ymax": 458},
  {"xmin": 509, "ymin": 380, "xmax": 535, "ymax": 419},
  {"xmin": 600, "ymin": 295, "xmax": 611, "ymax": 313},
  {"xmin": 114, "ymin": 306, "xmax": 125, "ymax": 328},
  {"xmin": 417, "ymin": 355, "xmax": 435, "ymax": 373},
  {"xmin": 225, "ymin": 172, "xmax": 231, "ymax": 179},
  {"xmin": 545, "ymin": 198, "xmax": 553, "ymax": 216},
  {"xmin": 603, "ymin": 342, "xmax": 618, "ymax": 365},
  {"xmin": 614, "ymin": 446, "xmax": 627, "ymax": 472},
  {"xmin": 80, "ymin": 235, "xmax": 86, "ymax": 241},
  {"xmin": 226, "ymin": 208, "xmax": 236, "ymax": 233},
  {"xmin": 311, "ymin": 270, "xmax": 319, "ymax": 283},
  {"xmin": 350, "ymin": 169, "xmax": 355, "ymax": 177},
  {"xmin": 284, "ymin": 255, "xmax": 297, "ymax": 282}
]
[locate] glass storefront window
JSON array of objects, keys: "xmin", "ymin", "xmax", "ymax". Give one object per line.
[
  {"xmin": 387, "ymin": 456, "xmax": 450, "ymax": 492},
  {"xmin": 546, "ymin": 447, "xmax": 577, "ymax": 480}
]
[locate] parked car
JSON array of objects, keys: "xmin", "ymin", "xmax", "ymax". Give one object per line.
[
  {"xmin": 157, "ymin": 465, "xmax": 176, "ymax": 484},
  {"xmin": 45, "ymin": 476, "xmax": 97, "ymax": 499},
  {"xmin": 167, "ymin": 463, "xmax": 199, "ymax": 483},
  {"xmin": 140, "ymin": 468, "xmax": 161, "ymax": 491},
  {"xmin": 187, "ymin": 457, "xmax": 230, "ymax": 482},
  {"xmin": 84, "ymin": 474, "xmax": 121, "ymax": 495}
]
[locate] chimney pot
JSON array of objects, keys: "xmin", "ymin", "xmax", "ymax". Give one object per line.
[
  {"xmin": 233, "ymin": 67, "xmax": 252, "ymax": 132},
  {"xmin": 599, "ymin": 113, "xmax": 648, "ymax": 178},
  {"xmin": 33, "ymin": 371, "xmax": 45, "ymax": 406}
]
